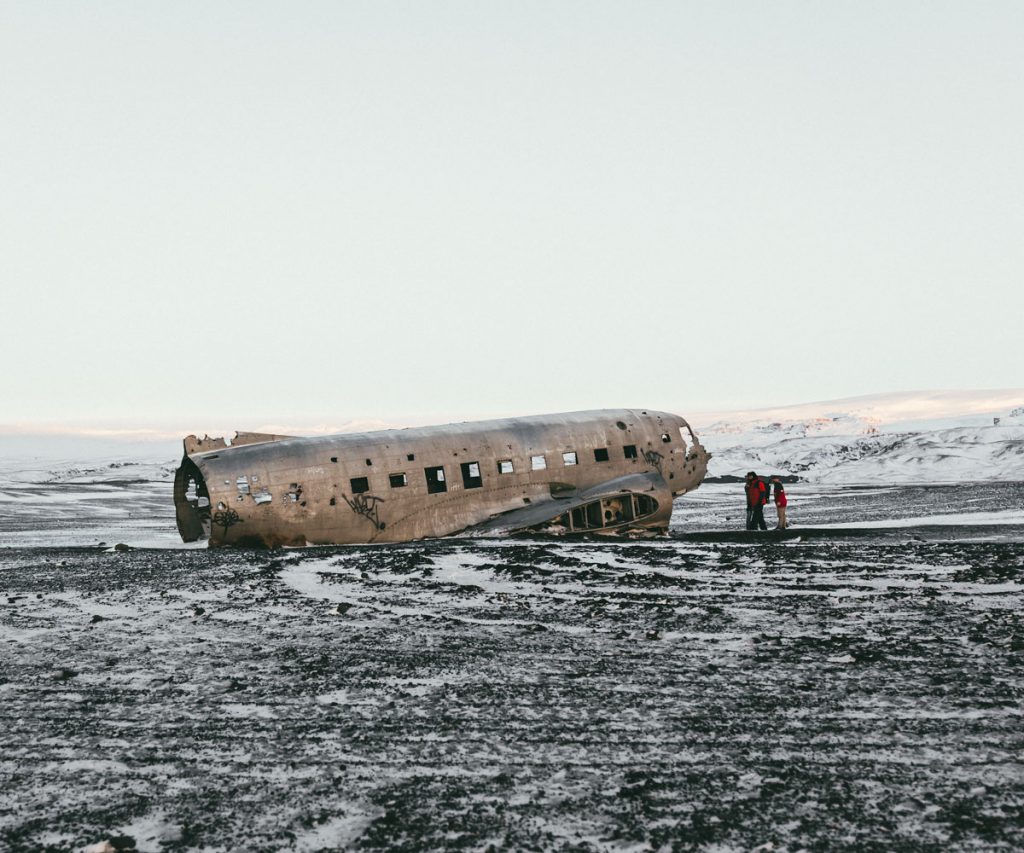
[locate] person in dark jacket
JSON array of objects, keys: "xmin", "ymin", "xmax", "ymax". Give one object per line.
[
  {"xmin": 744, "ymin": 471, "xmax": 768, "ymax": 530},
  {"xmin": 770, "ymin": 475, "xmax": 788, "ymax": 529}
]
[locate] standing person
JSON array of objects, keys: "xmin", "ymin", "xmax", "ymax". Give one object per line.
[
  {"xmin": 771, "ymin": 476, "xmax": 788, "ymax": 529},
  {"xmin": 744, "ymin": 471, "xmax": 768, "ymax": 530}
]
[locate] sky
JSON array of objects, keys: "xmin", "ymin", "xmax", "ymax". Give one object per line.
[{"xmin": 2, "ymin": 1, "xmax": 1022, "ymax": 434}]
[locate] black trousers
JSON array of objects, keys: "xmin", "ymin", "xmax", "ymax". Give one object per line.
[{"xmin": 746, "ymin": 504, "xmax": 767, "ymax": 530}]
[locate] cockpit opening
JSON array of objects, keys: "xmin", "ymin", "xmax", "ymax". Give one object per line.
[{"xmin": 174, "ymin": 457, "xmax": 211, "ymax": 542}]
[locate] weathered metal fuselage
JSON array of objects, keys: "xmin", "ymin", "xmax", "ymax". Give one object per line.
[{"xmin": 173, "ymin": 409, "xmax": 709, "ymax": 547}]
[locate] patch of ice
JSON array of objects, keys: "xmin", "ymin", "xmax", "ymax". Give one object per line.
[
  {"xmin": 426, "ymin": 552, "xmax": 528, "ymax": 595},
  {"xmin": 0, "ymin": 625, "xmax": 50, "ymax": 644},
  {"xmin": 805, "ymin": 509, "xmax": 1024, "ymax": 529},
  {"xmin": 220, "ymin": 703, "xmax": 278, "ymax": 719},
  {"xmin": 291, "ymin": 806, "xmax": 381, "ymax": 852},
  {"xmin": 316, "ymin": 690, "xmax": 351, "ymax": 706},
  {"xmin": 89, "ymin": 810, "xmax": 184, "ymax": 853},
  {"xmin": 58, "ymin": 759, "xmax": 130, "ymax": 773},
  {"xmin": 278, "ymin": 557, "xmax": 591, "ymax": 633}
]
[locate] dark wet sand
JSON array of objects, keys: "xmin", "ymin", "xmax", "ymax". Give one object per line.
[
  {"xmin": 0, "ymin": 483, "xmax": 1019, "ymax": 847},
  {"xmin": 2, "ymin": 507, "xmax": 1023, "ymax": 851}
]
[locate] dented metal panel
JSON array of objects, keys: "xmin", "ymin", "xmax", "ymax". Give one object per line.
[{"xmin": 173, "ymin": 409, "xmax": 710, "ymax": 547}]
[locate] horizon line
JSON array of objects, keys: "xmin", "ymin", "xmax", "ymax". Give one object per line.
[{"xmin": 2, "ymin": 388, "xmax": 1023, "ymax": 443}]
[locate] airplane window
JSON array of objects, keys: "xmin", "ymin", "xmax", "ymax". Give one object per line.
[
  {"xmin": 593, "ymin": 448, "xmax": 610, "ymax": 462},
  {"xmin": 623, "ymin": 445, "xmax": 638, "ymax": 459},
  {"xmin": 635, "ymin": 494, "xmax": 658, "ymax": 516},
  {"xmin": 498, "ymin": 460, "xmax": 514, "ymax": 474},
  {"xmin": 424, "ymin": 466, "xmax": 447, "ymax": 494},
  {"xmin": 461, "ymin": 461, "xmax": 483, "ymax": 489},
  {"xmin": 531, "ymin": 455, "xmax": 547, "ymax": 471},
  {"xmin": 562, "ymin": 451, "xmax": 577, "ymax": 466},
  {"xmin": 350, "ymin": 477, "xmax": 369, "ymax": 494},
  {"xmin": 389, "ymin": 473, "xmax": 407, "ymax": 488}
]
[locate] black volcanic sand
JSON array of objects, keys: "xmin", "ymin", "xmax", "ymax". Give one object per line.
[{"xmin": 2, "ymin": 528, "xmax": 1023, "ymax": 852}]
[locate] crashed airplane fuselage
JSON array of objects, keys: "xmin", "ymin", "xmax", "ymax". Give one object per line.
[{"xmin": 174, "ymin": 409, "xmax": 710, "ymax": 547}]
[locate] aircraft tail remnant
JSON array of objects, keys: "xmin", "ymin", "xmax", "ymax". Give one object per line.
[{"xmin": 173, "ymin": 409, "xmax": 710, "ymax": 547}]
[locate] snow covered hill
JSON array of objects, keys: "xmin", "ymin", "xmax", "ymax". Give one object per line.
[
  {"xmin": 690, "ymin": 390, "xmax": 1024, "ymax": 484},
  {"xmin": 2, "ymin": 391, "xmax": 1022, "ymax": 495}
]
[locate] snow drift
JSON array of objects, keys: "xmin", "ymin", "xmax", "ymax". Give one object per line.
[{"xmin": 691, "ymin": 390, "xmax": 1024, "ymax": 483}]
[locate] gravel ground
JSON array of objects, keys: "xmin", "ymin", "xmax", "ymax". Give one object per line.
[
  {"xmin": 2, "ymin": 522, "xmax": 1024, "ymax": 847},
  {"xmin": 2, "ymin": 496, "xmax": 1023, "ymax": 852}
]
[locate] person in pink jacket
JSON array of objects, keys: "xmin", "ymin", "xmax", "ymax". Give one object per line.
[{"xmin": 770, "ymin": 476, "xmax": 788, "ymax": 529}]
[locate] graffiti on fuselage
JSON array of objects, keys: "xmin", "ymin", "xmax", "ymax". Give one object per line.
[
  {"xmin": 213, "ymin": 508, "xmax": 242, "ymax": 532},
  {"xmin": 643, "ymin": 449, "xmax": 664, "ymax": 473},
  {"xmin": 342, "ymin": 493, "xmax": 386, "ymax": 530}
]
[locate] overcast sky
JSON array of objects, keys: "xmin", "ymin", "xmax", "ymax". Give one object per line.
[{"xmin": 2, "ymin": 1, "xmax": 1021, "ymax": 433}]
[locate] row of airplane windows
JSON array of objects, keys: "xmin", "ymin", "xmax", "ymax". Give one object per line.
[{"xmin": 348, "ymin": 443, "xmax": 648, "ymax": 496}]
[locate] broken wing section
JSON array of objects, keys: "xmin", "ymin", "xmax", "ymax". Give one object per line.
[{"xmin": 465, "ymin": 472, "xmax": 673, "ymax": 537}]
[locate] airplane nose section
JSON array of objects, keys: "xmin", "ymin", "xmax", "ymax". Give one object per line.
[
  {"xmin": 690, "ymin": 440, "xmax": 711, "ymax": 481},
  {"xmin": 672, "ymin": 424, "xmax": 711, "ymax": 495}
]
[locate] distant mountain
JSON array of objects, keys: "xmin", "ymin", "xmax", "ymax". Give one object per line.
[{"xmin": 690, "ymin": 390, "xmax": 1024, "ymax": 483}]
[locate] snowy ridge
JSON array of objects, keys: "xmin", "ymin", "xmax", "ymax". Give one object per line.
[
  {"xmin": 692, "ymin": 391, "xmax": 1024, "ymax": 483},
  {"xmin": 691, "ymin": 389, "xmax": 1024, "ymax": 433},
  {"xmin": 1, "ymin": 390, "xmax": 1022, "ymax": 496}
]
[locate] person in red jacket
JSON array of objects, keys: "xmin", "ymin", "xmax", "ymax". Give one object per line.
[
  {"xmin": 744, "ymin": 471, "xmax": 768, "ymax": 530},
  {"xmin": 770, "ymin": 476, "xmax": 788, "ymax": 529}
]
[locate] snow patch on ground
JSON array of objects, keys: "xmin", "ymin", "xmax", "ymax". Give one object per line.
[
  {"xmin": 805, "ymin": 509, "xmax": 1024, "ymax": 529},
  {"xmin": 291, "ymin": 808, "xmax": 382, "ymax": 852}
]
